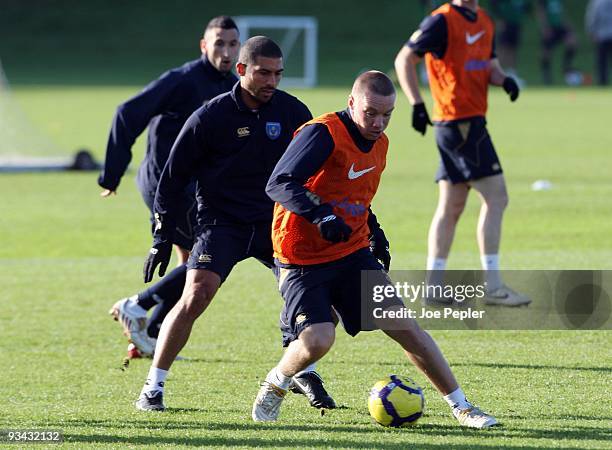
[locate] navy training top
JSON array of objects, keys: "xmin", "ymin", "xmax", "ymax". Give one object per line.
[
  {"xmin": 153, "ymin": 82, "xmax": 312, "ymax": 241},
  {"xmin": 98, "ymin": 56, "xmax": 237, "ymax": 193}
]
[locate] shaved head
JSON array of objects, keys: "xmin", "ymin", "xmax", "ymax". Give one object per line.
[
  {"xmin": 348, "ymin": 70, "xmax": 396, "ymax": 141},
  {"xmin": 351, "ymin": 70, "xmax": 396, "ymax": 97},
  {"xmin": 238, "ymin": 36, "xmax": 283, "ymax": 66}
]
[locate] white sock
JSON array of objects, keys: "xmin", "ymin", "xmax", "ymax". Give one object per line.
[
  {"xmin": 126, "ymin": 295, "xmax": 147, "ymax": 317},
  {"xmin": 481, "ymin": 254, "xmax": 502, "ymax": 291},
  {"xmin": 265, "ymin": 367, "xmax": 292, "ymax": 390},
  {"xmin": 295, "ymin": 362, "xmax": 317, "ymax": 378},
  {"xmin": 426, "ymin": 257, "xmax": 447, "ymax": 288},
  {"xmin": 443, "ymin": 387, "xmax": 470, "ymax": 409},
  {"xmin": 141, "ymin": 367, "xmax": 168, "ymax": 395},
  {"xmin": 426, "ymin": 257, "xmax": 447, "ymax": 271}
]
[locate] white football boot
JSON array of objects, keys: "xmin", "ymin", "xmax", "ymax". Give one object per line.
[
  {"xmin": 484, "ymin": 285, "xmax": 531, "ymax": 307},
  {"xmin": 453, "ymin": 404, "xmax": 498, "ymax": 428},
  {"xmin": 252, "ymin": 381, "xmax": 287, "ymax": 422},
  {"xmin": 109, "ymin": 296, "xmax": 157, "ymax": 355}
]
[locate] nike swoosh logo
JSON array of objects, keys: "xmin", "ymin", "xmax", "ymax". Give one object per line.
[
  {"xmin": 348, "ymin": 163, "xmax": 375, "ymax": 180},
  {"xmin": 466, "ymin": 31, "xmax": 485, "ymax": 45}
]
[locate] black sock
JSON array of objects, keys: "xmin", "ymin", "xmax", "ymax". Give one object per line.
[
  {"xmin": 541, "ymin": 57, "xmax": 552, "ymax": 84},
  {"xmin": 563, "ymin": 47, "xmax": 575, "ymax": 73},
  {"xmin": 147, "ymin": 299, "xmax": 179, "ymax": 338},
  {"xmin": 137, "ymin": 264, "xmax": 187, "ymax": 310}
]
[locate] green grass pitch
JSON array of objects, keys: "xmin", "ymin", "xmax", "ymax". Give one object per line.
[{"xmin": 1, "ymin": 85, "xmax": 611, "ymax": 449}]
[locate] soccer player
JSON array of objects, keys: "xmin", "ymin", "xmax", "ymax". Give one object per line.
[
  {"xmin": 252, "ymin": 71, "xmax": 497, "ymax": 428},
  {"xmin": 585, "ymin": 0, "xmax": 612, "ymax": 85},
  {"xmin": 394, "ymin": 0, "xmax": 530, "ymax": 306},
  {"xmin": 98, "ymin": 17, "xmax": 240, "ymax": 355},
  {"xmin": 137, "ymin": 36, "xmax": 337, "ymax": 412},
  {"xmin": 490, "ymin": 0, "xmax": 530, "ymax": 84},
  {"xmin": 535, "ymin": 0, "xmax": 578, "ymax": 85}
]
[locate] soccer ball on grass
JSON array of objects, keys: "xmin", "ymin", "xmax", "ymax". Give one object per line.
[{"xmin": 368, "ymin": 375, "xmax": 424, "ymax": 427}]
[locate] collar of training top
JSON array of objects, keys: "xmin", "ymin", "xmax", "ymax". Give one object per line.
[
  {"xmin": 336, "ymin": 109, "xmax": 376, "ymax": 153},
  {"xmin": 451, "ymin": 4, "xmax": 478, "ymax": 22},
  {"xmin": 200, "ymin": 55, "xmax": 234, "ymax": 80},
  {"xmin": 230, "ymin": 81, "xmax": 276, "ymax": 112}
]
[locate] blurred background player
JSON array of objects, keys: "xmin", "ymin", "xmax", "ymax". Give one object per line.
[
  {"xmin": 137, "ymin": 36, "xmax": 335, "ymax": 412},
  {"xmin": 253, "ymin": 71, "xmax": 497, "ymax": 428},
  {"xmin": 490, "ymin": 0, "xmax": 530, "ymax": 85},
  {"xmin": 394, "ymin": 0, "xmax": 531, "ymax": 306},
  {"xmin": 585, "ymin": 0, "xmax": 612, "ymax": 85},
  {"xmin": 98, "ymin": 17, "xmax": 240, "ymax": 356},
  {"xmin": 535, "ymin": 0, "xmax": 579, "ymax": 85}
]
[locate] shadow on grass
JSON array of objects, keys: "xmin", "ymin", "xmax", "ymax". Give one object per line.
[
  {"xmin": 451, "ymin": 362, "xmax": 611, "ymax": 373},
  {"xmin": 60, "ymin": 432, "xmax": 556, "ymax": 449},
  {"xmin": 333, "ymin": 360, "xmax": 610, "ymax": 373},
  {"xmin": 50, "ymin": 418, "xmax": 611, "ymax": 445}
]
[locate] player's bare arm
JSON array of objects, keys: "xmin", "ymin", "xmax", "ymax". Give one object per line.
[
  {"xmin": 394, "ymin": 45, "xmax": 424, "ymax": 106},
  {"xmin": 489, "ymin": 58, "xmax": 508, "ymax": 86},
  {"xmin": 490, "ymin": 58, "xmax": 520, "ymax": 101}
]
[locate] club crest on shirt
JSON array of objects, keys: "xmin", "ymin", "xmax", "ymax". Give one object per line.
[{"xmin": 265, "ymin": 122, "xmax": 281, "ymax": 140}]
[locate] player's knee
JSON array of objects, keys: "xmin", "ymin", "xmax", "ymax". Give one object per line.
[
  {"xmin": 441, "ymin": 198, "xmax": 466, "ymax": 223},
  {"xmin": 385, "ymin": 322, "xmax": 428, "ymax": 348},
  {"xmin": 489, "ymin": 190, "xmax": 509, "ymax": 211},
  {"xmin": 181, "ymin": 278, "xmax": 219, "ymax": 318},
  {"xmin": 300, "ymin": 325, "xmax": 335, "ymax": 359}
]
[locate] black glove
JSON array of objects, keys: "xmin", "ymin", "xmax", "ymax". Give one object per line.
[
  {"xmin": 502, "ymin": 76, "xmax": 520, "ymax": 102},
  {"xmin": 310, "ymin": 204, "xmax": 352, "ymax": 243},
  {"xmin": 143, "ymin": 240, "xmax": 172, "ymax": 283},
  {"xmin": 369, "ymin": 228, "xmax": 391, "ymax": 271},
  {"xmin": 412, "ymin": 102, "xmax": 432, "ymax": 135}
]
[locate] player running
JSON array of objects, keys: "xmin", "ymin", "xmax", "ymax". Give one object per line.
[
  {"xmin": 136, "ymin": 36, "xmax": 335, "ymax": 412},
  {"xmin": 394, "ymin": 0, "xmax": 530, "ymax": 306},
  {"xmin": 252, "ymin": 71, "xmax": 497, "ymax": 429},
  {"xmin": 99, "ymin": 17, "xmax": 240, "ymax": 356}
]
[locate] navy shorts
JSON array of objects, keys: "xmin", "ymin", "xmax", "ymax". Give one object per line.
[
  {"xmin": 543, "ymin": 26, "xmax": 569, "ymax": 49},
  {"xmin": 434, "ymin": 117, "xmax": 503, "ymax": 184},
  {"xmin": 141, "ymin": 188, "xmax": 196, "ymax": 251},
  {"xmin": 187, "ymin": 220, "xmax": 274, "ymax": 283},
  {"xmin": 278, "ymin": 247, "xmax": 385, "ymax": 347}
]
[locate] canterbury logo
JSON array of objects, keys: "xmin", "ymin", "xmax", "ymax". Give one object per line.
[
  {"xmin": 237, "ymin": 127, "xmax": 250, "ymax": 137},
  {"xmin": 466, "ymin": 31, "xmax": 485, "ymax": 45},
  {"xmin": 348, "ymin": 163, "xmax": 375, "ymax": 180},
  {"xmin": 198, "ymin": 254, "xmax": 212, "ymax": 263}
]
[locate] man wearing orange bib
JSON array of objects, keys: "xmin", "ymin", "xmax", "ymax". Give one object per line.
[
  {"xmin": 395, "ymin": 0, "xmax": 530, "ymax": 306},
  {"xmin": 252, "ymin": 71, "xmax": 497, "ymax": 428}
]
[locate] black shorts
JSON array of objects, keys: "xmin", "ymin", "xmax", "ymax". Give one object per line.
[
  {"xmin": 434, "ymin": 117, "xmax": 503, "ymax": 184},
  {"xmin": 278, "ymin": 247, "xmax": 384, "ymax": 347},
  {"xmin": 499, "ymin": 23, "xmax": 522, "ymax": 47},
  {"xmin": 543, "ymin": 26, "xmax": 569, "ymax": 48},
  {"xmin": 141, "ymin": 188, "xmax": 196, "ymax": 251},
  {"xmin": 186, "ymin": 220, "xmax": 274, "ymax": 283}
]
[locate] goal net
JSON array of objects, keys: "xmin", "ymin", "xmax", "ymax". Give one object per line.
[
  {"xmin": 0, "ymin": 60, "xmax": 98, "ymax": 172},
  {"xmin": 234, "ymin": 16, "xmax": 318, "ymax": 88}
]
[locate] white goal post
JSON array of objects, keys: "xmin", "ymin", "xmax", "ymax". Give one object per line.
[{"xmin": 234, "ymin": 16, "xmax": 318, "ymax": 88}]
